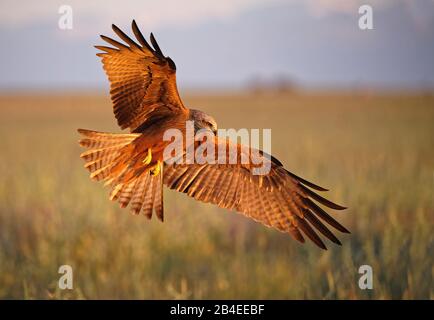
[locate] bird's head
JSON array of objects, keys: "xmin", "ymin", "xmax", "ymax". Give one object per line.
[{"xmin": 189, "ymin": 109, "xmax": 218, "ymax": 135}]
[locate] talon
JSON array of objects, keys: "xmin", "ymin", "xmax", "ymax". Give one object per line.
[
  {"xmin": 142, "ymin": 148, "xmax": 152, "ymax": 165},
  {"xmin": 150, "ymin": 160, "xmax": 161, "ymax": 176}
]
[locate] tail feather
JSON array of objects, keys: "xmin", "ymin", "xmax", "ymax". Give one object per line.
[
  {"xmin": 153, "ymin": 164, "xmax": 164, "ymax": 221},
  {"xmin": 78, "ymin": 128, "xmax": 164, "ymax": 219},
  {"xmin": 142, "ymin": 176, "xmax": 157, "ymax": 219},
  {"xmin": 78, "ymin": 129, "xmax": 138, "ymax": 149},
  {"xmin": 80, "ymin": 145, "xmax": 124, "ymax": 162},
  {"xmin": 90, "ymin": 164, "xmax": 112, "ymax": 181},
  {"xmin": 130, "ymin": 173, "xmax": 150, "ymax": 215},
  {"xmin": 118, "ymin": 181, "xmax": 136, "ymax": 208}
]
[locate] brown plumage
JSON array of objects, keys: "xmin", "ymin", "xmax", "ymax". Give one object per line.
[{"xmin": 78, "ymin": 20, "xmax": 349, "ymax": 249}]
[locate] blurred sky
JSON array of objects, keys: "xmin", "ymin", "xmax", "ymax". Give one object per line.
[{"xmin": 0, "ymin": 0, "xmax": 433, "ymax": 91}]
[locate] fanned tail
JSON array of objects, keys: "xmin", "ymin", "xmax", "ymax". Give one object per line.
[{"xmin": 77, "ymin": 128, "xmax": 164, "ymax": 220}]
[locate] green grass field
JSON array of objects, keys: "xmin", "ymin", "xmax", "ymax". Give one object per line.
[{"xmin": 0, "ymin": 91, "xmax": 433, "ymax": 299}]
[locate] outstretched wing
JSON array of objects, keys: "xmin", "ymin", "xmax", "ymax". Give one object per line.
[
  {"xmin": 163, "ymin": 137, "xmax": 349, "ymax": 249},
  {"xmin": 95, "ymin": 20, "xmax": 187, "ymax": 132}
]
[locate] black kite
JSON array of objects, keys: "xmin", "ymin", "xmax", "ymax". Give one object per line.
[{"xmin": 78, "ymin": 21, "xmax": 349, "ymax": 249}]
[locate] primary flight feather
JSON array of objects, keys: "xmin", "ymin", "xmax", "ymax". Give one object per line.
[{"xmin": 78, "ymin": 20, "xmax": 349, "ymax": 249}]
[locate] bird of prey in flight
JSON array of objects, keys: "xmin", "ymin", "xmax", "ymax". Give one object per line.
[{"xmin": 78, "ymin": 20, "xmax": 349, "ymax": 250}]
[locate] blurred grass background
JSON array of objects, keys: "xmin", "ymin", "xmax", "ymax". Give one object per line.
[{"xmin": 0, "ymin": 91, "xmax": 432, "ymax": 299}]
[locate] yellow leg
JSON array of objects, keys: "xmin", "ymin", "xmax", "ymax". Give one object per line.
[
  {"xmin": 150, "ymin": 160, "xmax": 161, "ymax": 176},
  {"xmin": 142, "ymin": 148, "xmax": 152, "ymax": 165}
]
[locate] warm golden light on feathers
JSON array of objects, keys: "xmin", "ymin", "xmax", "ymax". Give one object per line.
[{"xmin": 78, "ymin": 21, "xmax": 348, "ymax": 249}]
